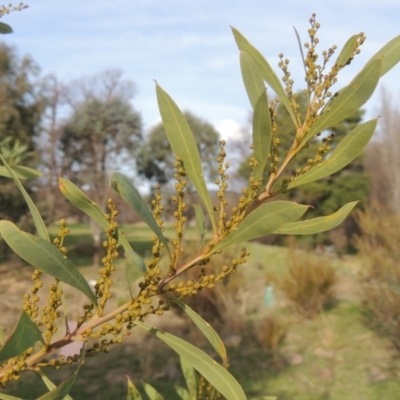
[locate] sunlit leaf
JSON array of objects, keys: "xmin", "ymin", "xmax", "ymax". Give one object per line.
[
  {"xmin": 141, "ymin": 382, "xmax": 164, "ymax": 400},
  {"xmin": 0, "ymin": 311, "xmax": 44, "ymax": 363},
  {"xmin": 59, "ymin": 177, "xmax": 106, "ymax": 228},
  {"xmin": 0, "ymin": 165, "xmax": 42, "ymax": 180},
  {"xmin": 180, "ymin": 357, "xmax": 197, "ymax": 399},
  {"xmin": 232, "ymin": 27, "xmax": 298, "ymax": 127},
  {"xmin": 134, "ymin": 321, "xmax": 247, "ymax": 400},
  {"xmin": 37, "ymin": 370, "xmax": 73, "ymax": 400},
  {"xmin": 111, "ymin": 172, "xmax": 170, "ymax": 258},
  {"xmin": 168, "ymin": 294, "xmax": 228, "ymax": 364},
  {"xmin": 126, "ymin": 376, "xmax": 143, "ymax": 400},
  {"xmin": 193, "ymin": 204, "xmax": 206, "ymax": 249},
  {"xmin": 239, "ymin": 51, "xmax": 265, "ymax": 109},
  {"xmin": 59, "ymin": 177, "xmax": 146, "ymax": 284},
  {"xmin": 252, "ymin": 91, "xmax": 271, "ymax": 183},
  {"xmin": 155, "ymin": 83, "xmax": 217, "ymax": 234},
  {"xmin": 364, "ymin": 34, "xmax": 400, "ymax": 77},
  {"xmin": 174, "ymin": 385, "xmax": 190, "ymax": 400},
  {"xmin": 59, "ymin": 177, "xmax": 133, "ymax": 249},
  {"xmin": 0, "ymin": 394, "xmax": 23, "ymax": 400},
  {"xmin": 335, "ymin": 34, "xmax": 360, "ymax": 67},
  {"xmin": 0, "ymin": 155, "xmax": 49, "ymax": 241},
  {"xmin": 212, "ymin": 201, "xmax": 309, "ymax": 253},
  {"xmin": 0, "ymin": 22, "xmax": 13, "ymax": 34},
  {"xmin": 273, "ymin": 202, "xmax": 358, "ymax": 235},
  {"xmin": 0, "ymin": 221, "xmax": 97, "ymax": 305},
  {"xmin": 289, "ymin": 119, "xmax": 377, "ymax": 189},
  {"xmin": 300, "ymin": 59, "xmax": 381, "ymax": 146},
  {"xmin": 250, "ymin": 397, "xmax": 277, "ymax": 400}
]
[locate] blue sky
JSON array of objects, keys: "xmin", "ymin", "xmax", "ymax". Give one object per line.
[{"xmin": 3, "ymin": 0, "xmax": 400, "ymax": 139}]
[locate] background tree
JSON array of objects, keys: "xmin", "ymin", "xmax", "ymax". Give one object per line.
[
  {"xmin": 0, "ymin": 43, "xmax": 44, "ymax": 259},
  {"xmin": 137, "ymin": 111, "xmax": 220, "ymax": 185},
  {"xmin": 36, "ymin": 74, "xmax": 68, "ymax": 223},
  {"xmin": 60, "ymin": 70, "xmax": 142, "ymax": 266},
  {"xmin": 0, "ymin": 43, "xmax": 43, "ymax": 149}
]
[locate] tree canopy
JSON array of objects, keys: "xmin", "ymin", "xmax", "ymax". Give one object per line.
[
  {"xmin": 137, "ymin": 111, "xmax": 220, "ymax": 185},
  {"xmin": 0, "ymin": 43, "xmax": 43, "ymax": 237},
  {"xmin": 60, "ymin": 70, "xmax": 142, "ymax": 205}
]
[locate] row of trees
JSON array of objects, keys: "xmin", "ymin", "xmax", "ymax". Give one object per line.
[
  {"xmin": 0, "ymin": 42, "xmax": 222, "ymax": 264},
  {"xmin": 0, "ymin": 43, "xmax": 222, "ymax": 213},
  {"xmin": 1, "ymin": 40, "xmax": 400, "ymax": 257}
]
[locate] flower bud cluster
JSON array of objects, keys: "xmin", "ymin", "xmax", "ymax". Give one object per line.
[
  {"xmin": 96, "ymin": 199, "xmax": 119, "ymax": 316},
  {"xmin": 170, "ymin": 157, "xmax": 187, "ymax": 271},
  {"xmin": 167, "ymin": 248, "xmax": 249, "ymax": 298},
  {"xmin": 215, "ymin": 140, "xmax": 230, "ymax": 236}
]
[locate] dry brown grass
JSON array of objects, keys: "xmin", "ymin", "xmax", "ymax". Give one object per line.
[
  {"xmin": 254, "ymin": 311, "xmax": 288, "ymax": 361},
  {"xmin": 356, "ymin": 204, "xmax": 400, "ymax": 350},
  {"xmin": 274, "ymin": 248, "xmax": 337, "ymax": 318}
]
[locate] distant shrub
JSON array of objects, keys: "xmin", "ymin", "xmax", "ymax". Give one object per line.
[
  {"xmin": 356, "ymin": 205, "xmax": 400, "ymax": 350},
  {"xmin": 275, "ymin": 248, "xmax": 337, "ymax": 318},
  {"xmin": 254, "ymin": 311, "xmax": 288, "ymax": 362}
]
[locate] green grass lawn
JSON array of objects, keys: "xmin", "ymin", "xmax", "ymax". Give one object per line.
[{"xmin": 2, "ymin": 225, "xmax": 400, "ymax": 399}]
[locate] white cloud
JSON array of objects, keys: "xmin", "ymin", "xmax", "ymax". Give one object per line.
[{"xmin": 215, "ymin": 119, "xmax": 244, "ymax": 141}]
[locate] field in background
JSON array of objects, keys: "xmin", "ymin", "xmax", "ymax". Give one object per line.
[{"xmin": 1, "ymin": 223, "xmax": 400, "ymax": 399}]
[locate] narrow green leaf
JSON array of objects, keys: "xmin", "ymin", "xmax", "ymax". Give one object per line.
[
  {"xmin": 0, "ymin": 165, "xmax": 42, "ymax": 179},
  {"xmin": 293, "ymin": 27, "xmax": 307, "ymax": 80},
  {"xmin": 126, "ymin": 376, "xmax": 143, "ymax": 400},
  {"xmin": 239, "ymin": 51, "xmax": 265, "ymax": 109},
  {"xmin": 335, "ymin": 34, "xmax": 360, "ymax": 67},
  {"xmin": 180, "ymin": 357, "xmax": 197, "ymax": 399},
  {"xmin": 252, "ymin": 91, "xmax": 271, "ymax": 183},
  {"xmin": 37, "ymin": 370, "xmax": 73, "ymax": 400},
  {"xmin": 364, "ymin": 34, "xmax": 400, "ymax": 77},
  {"xmin": 110, "ymin": 172, "xmax": 170, "ymax": 258},
  {"xmin": 301, "ymin": 59, "xmax": 381, "ymax": 146},
  {"xmin": 0, "ymin": 22, "xmax": 13, "ymax": 34},
  {"xmin": 193, "ymin": 204, "xmax": 206, "ymax": 249},
  {"xmin": 0, "ymin": 155, "xmax": 49, "ymax": 241},
  {"xmin": 174, "ymin": 385, "xmax": 190, "ymax": 400},
  {"xmin": 168, "ymin": 294, "xmax": 228, "ymax": 364},
  {"xmin": 232, "ymin": 27, "xmax": 298, "ymax": 127},
  {"xmin": 0, "ymin": 394, "xmax": 23, "ymax": 400},
  {"xmin": 59, "ymin": 177, "xmax": 106, "ymax": 230},
  {"xmin": 36, "ymin": 351, "xmax": 84, "ymax": 400},
  {"xmin": 134, "ymin": 321, "xmax": 247, "ymax": 400},
  {"xmin": 250, "ymin": 397, "xmax": 277, "ymax": 400},
  {"xmin": 0, "ymin": 311, "xmax": 44, "ymax": 363},
  {"xmin": 289, "ymin": 119, "xmax": 377, "ymax": 189},
  {"xmin": 0, "ymin": 161, "xmax": 67, "ymax": 327},
  {"xmin": 142, "ymin": 382, "xmax": 164, "ymax": 400},
  {"xmin": 212, "ymin": 201, "xmax": 309, "ymax": 253},
  {"xmin": 273, "ymin": 202, "xmax": 358, "ymax": 235},
  {"xmin": 0, "ymin": 221, "xmax": 97, "ymax": 305},
  {"xmin": 155, "ymin": 83, "xmax": 217, "ymax": 234},
  {"xmin": 59, "ymin": 177, "xmax": 146, "ymax": 282},
  {"xmin": 125, "ymin": 250, "xmax": 146, "ymax": 288}
]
